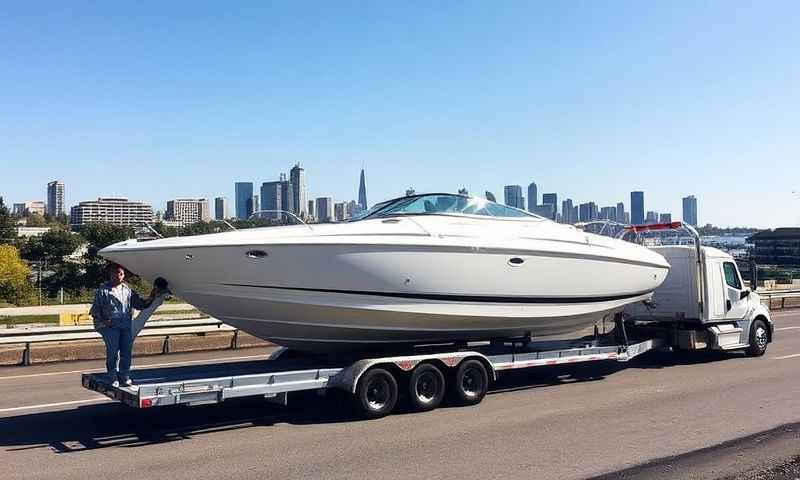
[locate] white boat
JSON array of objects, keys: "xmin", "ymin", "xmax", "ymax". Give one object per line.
[{"xmin": 100, "ymin": 193, "xmax": 670, "ymax": 351}]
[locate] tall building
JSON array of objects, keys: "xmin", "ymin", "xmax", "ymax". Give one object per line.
[
  {"xmin": 12, "ymin": 201, "xmax": 46, "ymax": 217},
  {"xmin": 46, "ymin": 180, "xmax": 65, "ymax": 216},
  {"xmin": 616, "ymin": 202, "xmax": 625, "ymax": 224},
  {"xmin": 214, "ymin": 197, "xmax": 228, "ymax": 220},
  {"xmin": 533, "ymin": 204, "xmax": 554, "ymax": 220},
  {"xmin": 253, "ymin": 195, "xmax": 260, "ymax": 215},
  {"xmin": 70, "ymin": 197, "xmax": 153, "ymax": 228},
  {"xmin": 527, "ymin": 182, "xmax": 538, "ymax": 212},
  {"xmin": 542, "ymin": 193, "xmax": 558, "ymax": 217},
  {"xmin": 682, "ymin": 195, "xmax": 698, "ymax": 226},
  {"xmin": 645, "ymin": 211, "xmax": 659, "ymax": 224},
  {"xmin": 165, "ymin": 199, "xmax": 210, "ymax": 226},
  {"xmin": 280, "ymin": 174, "xmax": 294, "ymax": 216},
  {"xmin": 579, "ymin": 202, "xmax": 598, "ymax": 222},
  {"xmin": 631, "ymin": 191, "xmax": 644, "ymax": 225},
  {"xmin": 315, "ymin": 197, "xmax": 333, "ymax": 223},
  {"xmin": 561, "ymin": 199, "xmax": 574, "ymax": 224},
  {"xmin": 260, "ymin": 181, "xmax": 283, "ymax": 220},
  {"xmin": 600, "ymin": 206, "xmax": 617, "ymax": 221},
  {"xmin": 307, "ymin": 200, "xmax": 316, "ymax": 220},
  {"xmin": 504, "ymin": 185, "xmax": 524, "ymax": 209},
  {"xmin": 358, "ymin": 169, "xmax": 368, "ymax": 210},
  {"xmin": 235, "ymin": 182, "xmax": 254, "ymax": 219},
  {"xmin": 659, "ymin": 213, "xmax": 672, "ymax": 223},
  {"xmin": 334, "ymin": 202, "xmax": 347, "ymax": 222},
  {"xmin": 485, "ymin": 191, "xmax": 496, "ymax": 202},
  {"xmin": 290, "ymin": 163, "xmax": 308, "ymax": 218}
]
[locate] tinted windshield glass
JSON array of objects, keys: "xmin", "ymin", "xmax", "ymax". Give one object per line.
[{"xmin": 358, "ymin": 194, "xmax": 540, "ymax": 220}]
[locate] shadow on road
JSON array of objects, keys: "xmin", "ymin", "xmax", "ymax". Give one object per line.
[{"xmin": 0, "ymin": 349, "xmax": 741, "ymax": 454}]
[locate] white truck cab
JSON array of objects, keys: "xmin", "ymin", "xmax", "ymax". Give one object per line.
[{"xmin": 623, "ymin": 238, "xmax": 773, "ymax": 356}]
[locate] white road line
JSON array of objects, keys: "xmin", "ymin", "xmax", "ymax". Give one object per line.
[
  {"xmin": 0, "ymin": 354, "xmax": 268, "ymax": 381},
  {"xmin": 770, "ymin": 311, "xmax": 800, "ymax": 318},
  {"xmin": 774, "ymin": 353, "xmax": 800, "ymax": 360},
  {"xmin": 0, "ymin": 397, "xmax": 109, "ymax": 413},
  {"xmin": 776, "ymin": 326, "xmax": 800, "ymax": 331}
]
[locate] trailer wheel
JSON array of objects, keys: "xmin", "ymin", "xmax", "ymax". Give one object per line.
[
  {"xmin": 408, "ymin": 363, "xmax": 446, "ymax": 412},
  {"xmin": 355, "ymin": 368, "xmax": 398, "ymax": 418},
  {"xmin": 449, "ymin": 359, "xmax": 489, "ymax": 406},
  {"xmin": 745, "ymin": 319, "xmax": 769, "ymax": 357}
]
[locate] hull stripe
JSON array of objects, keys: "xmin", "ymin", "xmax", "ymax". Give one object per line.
[{"xmin": 218, "ymin": 283, "xmax": 651, "ymax": 304}]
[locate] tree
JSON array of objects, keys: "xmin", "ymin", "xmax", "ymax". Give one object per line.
[
  {"xmin": 26, "ymin": 213, "xmax": 46, "ymax": 227},
  {"xmin": 0, "ymin": 197, "xmax": 16, "ymax": 245},
  {"xmin": 20, "ymin": 229, "xmax": 86, "ymax": 295},
  {"xmin": 0, "ymin": 245, "xmax": 32, "ymax": 304},
  {"xmin": 80, "ymin": 222, "xmax": 135, "ymax": 287}
]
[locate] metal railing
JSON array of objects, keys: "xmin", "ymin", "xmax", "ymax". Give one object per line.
[
  {"xmin": 759, "ymin": 290, "xmax": 800, "ymax": 310},
  {"xmin": 0, "ymin": 318, "xmax": 247, "ymax": 366}
]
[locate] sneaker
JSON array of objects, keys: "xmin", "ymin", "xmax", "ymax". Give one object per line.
[
  {"xmin": 111, "ymin": 380, "xmax": 120, "ymax": 388},
  {"xmin": 119, "ymin": 378, "xmax": 133, "ymax": 386}
]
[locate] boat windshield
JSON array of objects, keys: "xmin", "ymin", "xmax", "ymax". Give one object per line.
[{"xmin": 354, "ymin": 194, "xmax": 542, "ymax": 221}]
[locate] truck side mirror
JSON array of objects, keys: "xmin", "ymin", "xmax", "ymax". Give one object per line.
[{"xmin": 740, "ymin": 289, "xmax": 751, "ymax": 300}]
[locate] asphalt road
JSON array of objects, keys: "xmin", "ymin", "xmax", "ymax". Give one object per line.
[{"xmin": 1, "ymin": 311, "xmax": 799, "ymax": 480}]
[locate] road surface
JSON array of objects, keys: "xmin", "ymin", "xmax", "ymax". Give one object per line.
[{"xmin": 1, "ymin": 310, "xmax": 799, "ymax": 480}]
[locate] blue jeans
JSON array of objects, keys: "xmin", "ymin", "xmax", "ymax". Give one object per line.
[{"xmin": 99, "ymin": 326, "xmax": 133, "ymax": 381}]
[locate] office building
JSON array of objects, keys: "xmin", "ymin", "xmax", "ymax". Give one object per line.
[
  {"xmin": 749, "ymin": 228, "xmax": 800, "ymax": 266},
  {"xmin": 631, "ymin": 191, "xmax": 644, "ymax": 225},
  {"xmin": 527, "ymin": 182, "xmax": 537, "ymax": 212},
  {"xmin": 12, "ymin": 201, "xmax": 46, "ymax": 217},
  {"xmin": 70, "ymin": 197, "xmax": 153, "ymax": 228},
  {"xmin": 645, "ymin": 211, "xmax": 659, "ymax": 224},
  {"xmin": 358, "ymin": 169, "xmax": 368, "ymax": 210},
  {"xmin": 504, "ymin": 185, "xmax": 524, "ymax": 209},
  {"xmin": 235, "ymin": 182, "xmax": 254, "ymax": 219},
  {"xmin": 616, "ymin": 202, "xmax": 625, "ymax": 224},
  {"xmin": 542, "ymin": 193, "xmax": 558, "ymax": 217},
  {"xmin": 334, "ymin": 202, "xmax": 347, "ymax": 222},
  {"xmin": 290, "ymin": 163, "xmax": 308, "ymax": 218},
  {"xmin": 260, "ymin": 181, "xmax": 283, "ymax": 220},
  {"xmin": 165, "ymin": 198, "xmax": 210, "ymax": 226},
  {"xmin": 533, "ymin": 204, "xmax": 554, "ymax": 220},
  {"xmin": 315, "ymin": 197, "xmax": 334, "ymax": 223},
  {"xmin": 561, "ymin": 199, "xmax": 574, "ymax": 224},
  {"xmin": 307, "ymin": 200, "xmax": 316, "ymax": 220},
  {"xmin": 659, "ymin": 213, "xmax": 672, "ymax": 224},
  {"xmin": 485, "ymin": 191, "xmax": 496, "ymax": 202},
  {"xmin": 579, "ymin": 202, "xmax": 599, "ymax": 222},
  {"xmin": 214, "ymin": 197, "xmax": 228, "ymax": 220},
  {"xmin": 600, "ymin": 206, "xmax": 617, "ymax": 221},
  {"xmin": 682, "ymin": 195, "xmax": 698, "ymax": 226},
  {"xmin": 46, "ymin": 180, "xmax": 65, "ymax": 216}
]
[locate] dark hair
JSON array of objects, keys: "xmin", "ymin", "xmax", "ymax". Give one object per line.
[{"xmin": 106, "ymin": 262, "xmax": 124, "ymax": 272}]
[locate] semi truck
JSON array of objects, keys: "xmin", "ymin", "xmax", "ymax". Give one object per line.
[{"xmin": 83, "ymin": 222, "xmax": 773, "ymax": 418}]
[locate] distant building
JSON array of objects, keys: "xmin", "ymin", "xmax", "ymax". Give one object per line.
[
  {"xmin": 260, "ymin": 181, "xmax": 285, "ymax": 221},
  {"xmin": 561, "ymin": 199, "xmax": 574, "ymax": 224},
  {"xmin": 290, "ymin": 163, "xmax": 308, "ymax": 218},
  {"xmin": 47, "ymin": 180, "xmax": 65, "ymax": 216},
  {"xmin": 214, "ymin": 197, "xmax": 228, "ymax": 220},
  {"xmin": 235, "ymin": 182, "xmax": 254, "ymax": 219},
  {"xmin": 600, "ymin": 206, "xmax": 617, "ymax": 221},
  {"xmin": 659, "ymin": 213, "xmax": 672, "ymax": 224},
  {"xmin": 749, "ymin": 228, "xmax": 800, "ymax": 266},
  {"xmin": 631, "ymin": 191, "xmax": 644, "ymax": 225},
  {"xmin": 485, "ymin": 191, "xmax": 496, "ymax": 202},
  {"xmin": 70, "ymin": 197, "xmax": 153, "ymax": 228},
  {"xmin": 358, "ymin": 169, "xmax": 368, "ymax": 210},
  {"xmin": 253, "ymin": 195, "xmax": 260, "ymax": 215},
  {"xmin": 504, "ymin": 185, "xmax": 524, "ymax": 209},
  {"xmin": 307, "ymin": 200, "xmax": 316, "ymax": 220},
  {"xmin": 12, "ymin": 201, "xmax": 46, "ymax": 217},
  {"xmin": 346, "ymin": 200, "xmax": 358, "ymax": 219},
  {"xmin": 616, "ymin": 202, "xmax": 625, "ymax": 224},
  {"xmin": 682, "ymin": 195, "xmax": 698, "ymax": 226},
  {"xmin": 165, "ymin": 199, "xmax": 210, "ymax": 226},
  {"xmin": 542, "ymin": 193, "xmax": 558, "ymax": 217},
  {"xmin": 645, "ymin": 211, "xmax": 659, "ymax": 224},
  {"xmin": 16, "ymin": 226, "xmax": 51, "ymax": 237},
  {"xmin": 315, "ymin": 197, "xmax": 334, "ymax": 223},
  {"xmin": 527, "ymin": 182, "xmax": 538, "ymax": 212},
  {"xmin": 334, "ymin": 202, "xmax": 347, "ymax": 222},
  {"xmin": 624, "ymin": 212, "xmax": 630, "ymax": 224},
  {"xmin": 533, "ymin": 204, "xmax": 554, "ymax": 220},
  {"xmin": 578, "ymin": 202, "xmax": 598, "ymax": 222}
]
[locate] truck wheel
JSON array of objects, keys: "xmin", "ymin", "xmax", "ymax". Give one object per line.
[
  {"xmin": 745, "ymin": 319, "xmax": 769, "ymax": 357},
  {"xmin": 408, "ymin": 363, "xmax": 446, "ymax": 412},
  {"xmin": 355, "ymin": 368, "xmax": 398, "ymax": 418},
  {"xmin": 449, "ymin": 359, "xmax": 489, "ymax": 406}
]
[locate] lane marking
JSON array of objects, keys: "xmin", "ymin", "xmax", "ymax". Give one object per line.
[
  {"xmin": 0, "ymin": 354, "xmax": 268, "ymax": 381},
  {"xmin": 0, "ymin": 397, "xmax": 109, "ymax": 413},
  {"xmin": 774, "ymin": 353, "xmax": 800, "ymax": 360},
  {"xmin": 776, "ymin": 326, "xmax": 800, "ymax": 331}
]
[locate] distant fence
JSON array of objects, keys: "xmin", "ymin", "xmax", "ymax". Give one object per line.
[{"xmin": 759, "ymin": 290, "xmax": 800, "ymax": 310}]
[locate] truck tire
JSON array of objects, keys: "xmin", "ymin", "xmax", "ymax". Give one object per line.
[
  {"xmin": 745, "ymin": 319, "xmax": 769, "ymax": 357},
  {"xmin": 408, "ymin": 363, "xmax": 446, "ymax": 412},
  {"xmin": 449, "ymin": 359, "xmax": 489, "ymax": 406},
  {"xmin": 355, "ymin": 368, "xmax": 398, "ymax": 418}
]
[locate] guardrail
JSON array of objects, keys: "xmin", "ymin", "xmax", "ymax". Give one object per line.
[
  {"xmin": 0, "ymin": 318, "xmax": 244, "ymax": 366},
  {"xmin": 759, "ymin": 290, "xmax": 800, "ymax": 310}
]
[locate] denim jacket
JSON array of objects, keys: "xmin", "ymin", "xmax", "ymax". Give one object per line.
[{"xmin": 90, "ymin": 282, "xmax": 151, "ymax": 330}]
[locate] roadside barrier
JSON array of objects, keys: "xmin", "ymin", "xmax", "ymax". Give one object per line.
[{"xmin": 759, "ymin": 290, "xmax": 800, "ymax": 310}]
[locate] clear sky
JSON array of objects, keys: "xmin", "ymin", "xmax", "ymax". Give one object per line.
[{"xmin": 1, "ymin": 1, "xmax": 798, "ymax": 228}]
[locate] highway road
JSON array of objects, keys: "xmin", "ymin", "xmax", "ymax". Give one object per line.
[{"xmin": 1, "ymin": 310, "xmax": 800, "ymax": 480}]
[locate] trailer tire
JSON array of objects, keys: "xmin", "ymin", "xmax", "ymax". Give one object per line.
[
  {"xmin": 745, "ymin": 319, "xmax": 769, "ymax": 357},
  {"xmin": 449, "ymin": 359, "xmax": 489, "ymax": 406},
  {"xmin": 408, "ymin": 363, "xmax": 446, "ymax": 412},
  {"xmin": 355, "ymin": 368, "xmax": 398, "ymax": 418}
]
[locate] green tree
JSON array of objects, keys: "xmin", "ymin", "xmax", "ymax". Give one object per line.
[
  {"xmin": 80, "ymin": 222, "xmax": 135, "ymax": 287},
  {"xmin": 26, "ymin": 213, "xmax": 46, "ymax": 227},
  {"xmin": 20, "ymin": 229, "xmax": 86, "ymax": 295},
  {"xmin": 0, "ymin": 244, "xmax": 32, "ymax": 304},
  {"xmin": 0, "ymin": 197, "xmax": 17, "ymax": 245}
]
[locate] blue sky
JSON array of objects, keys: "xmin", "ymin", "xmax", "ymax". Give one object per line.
[{"xmin": 1, "ymin": 1, "xmax": 798, "ymax": 227}]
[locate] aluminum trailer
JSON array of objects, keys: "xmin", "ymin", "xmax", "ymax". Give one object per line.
[{"xmin": 83, "ymin": 318, "xmax": 664, "ymax": 418}]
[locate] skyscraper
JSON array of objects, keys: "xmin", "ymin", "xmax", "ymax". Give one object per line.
[
  {"xmin": 527, "ymin": 182, "xmax": 538, "ymax": 212},
  {"xmin": 166, "ymin": 199, "xmax": 210, "ymax": 225},
  {"xmin": 358, "ymin": 169, "xmax": 368, "ymax": 210},
  {"xmin": 290, "ymin": 163, "xmax": 307, "ymax": 218},
  {"xmin": 214, "ymin": 197, "xmax": 228, "ymax": 220},
  {"xmin": 315, "ymin": 197, "xmax": 333, "ymax": 223},
  {"xmin": 616, "ymin": 202, "xmax": 625, "ymax": 224},
  {"xmin": 682, "ymin": 195, "xmax": 698, "ymax": 226},
  {"xmin": 307, "ymin": 200, "xmax": 316, "ymax": 220},
  {"xmin": 279, "ymin": 173, "xmax": 294, "ymax": 217},
  {"xmin": 46, "ymin": 180, "xmax": 64, "ymax": 217},
  {"xmin": 631, "ymin": 191, "xmax": 644, "ymax": 225},
  {"xmin": 485, "ymin": 191, "xmax": 496, "ymax": 202},
  {"xmin": 235, "ymin": 182, "xmax": 254, "ymax": 219},
  {"xmin": 659, "ymin": 213, "xmax": 672, "ymax": 223},
  {"xmin": 504, "ymin": 185, "xmax": 523, "ymax": 209},
  {"xmin": 542, "ymin": 193, "xmax": 558, "ymax": 218},
  {"xmin": 561, "ymin": 199, "xmax": 574, "ymax": 224},
  {"xmin": 260, "ymin": 181, "xmax": 283, "ymax": 220}
]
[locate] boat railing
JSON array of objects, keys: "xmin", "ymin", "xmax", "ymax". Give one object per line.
[{"xmin": 249, "ymin": 210, "xmax": 314, "ymax": 230}]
